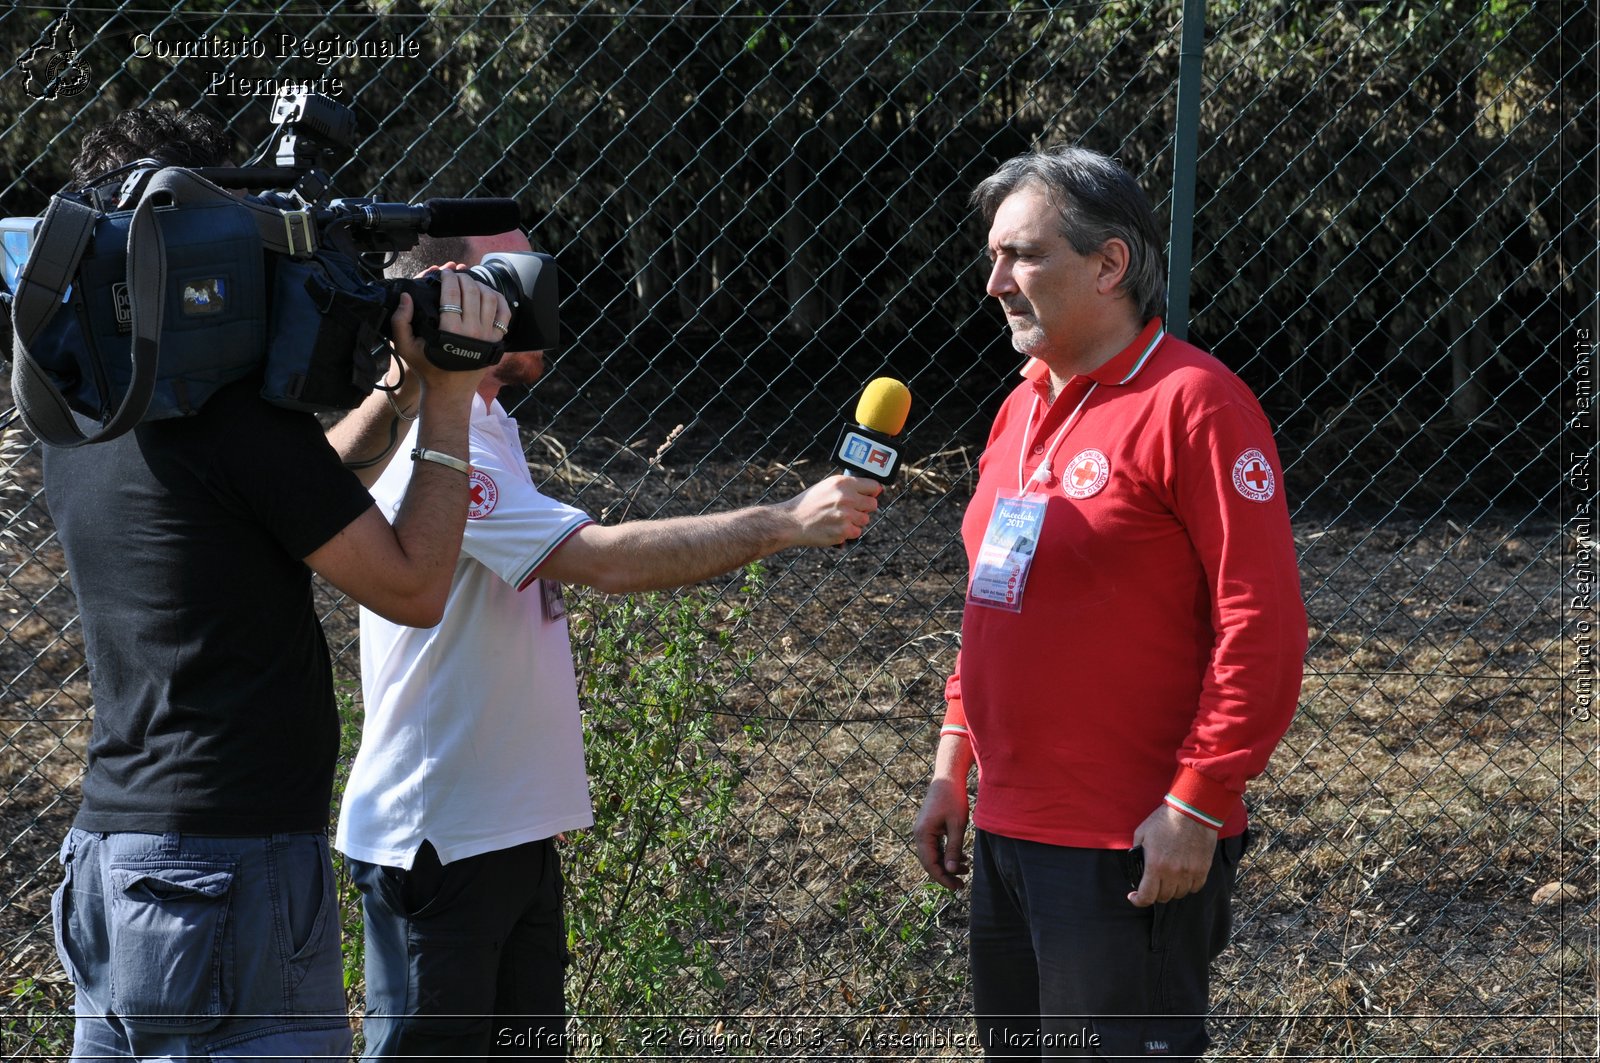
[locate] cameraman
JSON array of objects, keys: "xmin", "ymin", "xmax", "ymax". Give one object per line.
[
  {"xmin": 329, "ymin": 230, "xmax": 883, "ymax": 1058},
  {"xmin": 41, "ymin": 106, "xmax": 509, "ymax": 1060}
]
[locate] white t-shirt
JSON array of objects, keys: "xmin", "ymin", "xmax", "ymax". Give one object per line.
[{"xmin": 336, "ymin": 396, "xmax": 596, "ymax": 868}]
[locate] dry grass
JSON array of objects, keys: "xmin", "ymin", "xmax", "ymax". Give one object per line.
[{"xmin": 1, "ymin": 427, "xmax": 1594, "ymax": 1058}]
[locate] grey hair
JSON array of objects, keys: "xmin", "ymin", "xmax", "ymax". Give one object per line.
[{"xmin": 971, "ymin": 145, "xmax": 1167, "ymax": 322}]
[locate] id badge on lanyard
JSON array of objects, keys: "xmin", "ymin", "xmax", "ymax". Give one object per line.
[
  {"xmin": 966, "ymin": 493, "xmax": 1049, "ymax": 613},
  {"xmin": 964, "ymin": 329, "xmax": 1160, "ymax": 613},
  {"xmin": 965, "ymin": 373, "xmax": 1102, "ymax": 613}
]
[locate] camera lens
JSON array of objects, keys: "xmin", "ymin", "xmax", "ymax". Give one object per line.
[{"xmin": 470, "ymin": 252, "xmax": 558, "ymax": 353}]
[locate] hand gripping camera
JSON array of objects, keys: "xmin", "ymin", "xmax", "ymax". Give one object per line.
[{"xmin": 2, "ymin": 89, "xmax": 558, "ymax": 447}]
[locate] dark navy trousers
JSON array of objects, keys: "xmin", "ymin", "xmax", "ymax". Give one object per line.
[
  {"xmin": 969, "ymin": 828, "xmax": 1247, "ymax": 1061},
  {"xmin": 351, "ymin": 837, "xmax": 567, "ymax": 1059}
]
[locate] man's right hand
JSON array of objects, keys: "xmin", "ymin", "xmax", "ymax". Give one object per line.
[
  {"xmin": 777, "ymin": 474, "xmax": 883, "ymax": 547},
  {"xmin": 388, "ymin": 268, "xmax": 508, "ymax": 393},
  {"xmin": 913, "ymin": 775, "xmax": 971, "ymax": 890}
]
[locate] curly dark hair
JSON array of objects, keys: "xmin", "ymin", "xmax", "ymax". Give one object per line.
[{"xmin": 70, "ymin": 104, "xmax": 233, "ymax": 185}]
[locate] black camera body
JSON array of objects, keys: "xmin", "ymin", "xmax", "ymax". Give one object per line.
[
  {"xmin": 205, "ymin": 88, "xmax": 560, "ymax": 365},
  {"xmin": 379, "ymin": 250, "xmax": 558, "ymax": 364},
  {"xmin": 3, "ymin": 89, "xmax": 558, "ymax": 446}
]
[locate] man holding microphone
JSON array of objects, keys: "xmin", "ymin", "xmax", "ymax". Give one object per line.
[{"xmin": 331, "ymin": 229, "xmax": 884, "ymax": 1058}]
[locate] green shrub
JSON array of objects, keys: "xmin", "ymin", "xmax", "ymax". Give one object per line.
[{"xmin": 562, "ymin": 566, "xmax": 757, "ymax": 1051}]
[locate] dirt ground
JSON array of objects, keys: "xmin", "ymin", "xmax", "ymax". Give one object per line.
[{"xmin": 1, "ymin": 415, "xmax": 1594, "ymax": 1059}]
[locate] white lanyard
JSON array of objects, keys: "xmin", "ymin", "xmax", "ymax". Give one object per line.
[
  {"xmin": 1015, "ymin": 384, "xmax": 1097, "ymax": 494},
  {"xmin": 1013, "ymin": 328, "xmax": 1166, "ymax": 494}
]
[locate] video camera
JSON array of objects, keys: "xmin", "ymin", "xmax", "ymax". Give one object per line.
[{"xmin": 2, "ymin": 89, "xmax": 558, "ymax": 447}]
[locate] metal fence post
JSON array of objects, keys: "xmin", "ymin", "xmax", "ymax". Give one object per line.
[{"xmin": 1168, "ymin": 0, "xmax": 1207, "ymax": 341}]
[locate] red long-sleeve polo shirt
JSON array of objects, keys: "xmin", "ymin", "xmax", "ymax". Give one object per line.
[{"xmin": 943, "ymin": 319, "xmax": 1307, "ymax": 847}]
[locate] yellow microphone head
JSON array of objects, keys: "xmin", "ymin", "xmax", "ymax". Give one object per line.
[{"xmin": 855, "ymin": 377, "xmax": 912, "ymax": 436}]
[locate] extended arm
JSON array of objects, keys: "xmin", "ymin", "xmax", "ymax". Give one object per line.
[{"xmin": 533, "ymin": 474, "xmax": 882, "ymax": 594}]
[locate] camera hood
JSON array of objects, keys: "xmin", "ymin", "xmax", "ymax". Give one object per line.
[{"xmin": 480, "ymin": 251, "xmax": 559, "ymax": 352}]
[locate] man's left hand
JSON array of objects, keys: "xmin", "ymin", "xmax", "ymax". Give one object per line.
[{"xmin": 1127, "ymin": 803, "xmax": 1216, "ymax": 907}]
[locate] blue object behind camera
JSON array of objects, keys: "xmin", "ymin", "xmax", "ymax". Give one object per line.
[
  {"xmin": 9, "ymin": 165, "xmax": 394, "ymax": 447},
  {"xmin": 45, "ymin": 199, "xmax": 266, "ymax": 422}
]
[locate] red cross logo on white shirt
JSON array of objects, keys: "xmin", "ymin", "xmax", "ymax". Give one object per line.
[{"xmin": 467, "ymin": 470, "xmax": 499, "ymax": 519}]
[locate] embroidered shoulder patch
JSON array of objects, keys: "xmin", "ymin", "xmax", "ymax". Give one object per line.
[{"xmin": 1231, "ymin": 448, "xmax": 1276, "ymax": 502}]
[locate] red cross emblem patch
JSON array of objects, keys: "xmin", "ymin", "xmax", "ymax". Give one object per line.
[
  {"xmin": 1231, "ymin": 448, "xmax": 1276, "ymax": 502},
  {"xmin": 467, "ymin": 470, "xmax": 499, "ymax": 520},
  {"xmin": 1062, "ymin": 448, "xmax": 1110, "ymax": 499}
]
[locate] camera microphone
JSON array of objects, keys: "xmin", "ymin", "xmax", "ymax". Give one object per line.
[
  {"xmin": 835, "ymin": 377, "xmax": 912, "ymax": 483},
  {"xmin": 334, "ymin": 198, "xmax": 521, "ymax": 238},
  {"xmin": 418, "ymin": 198, "xmax": 522, "ymax": 237}
]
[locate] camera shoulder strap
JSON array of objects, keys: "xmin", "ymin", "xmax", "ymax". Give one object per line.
[
  {"xmin": 9, "ymin": 192, "xmax": 113, "ymax": 447},
  {"xmin": 138, "ymin": 166, "xmax": 314, "ymax": 256}
]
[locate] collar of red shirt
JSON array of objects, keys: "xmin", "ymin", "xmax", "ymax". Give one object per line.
[{"xmin": 1019, "ymin": 317, "xmax": 1166, "ymax": 392}]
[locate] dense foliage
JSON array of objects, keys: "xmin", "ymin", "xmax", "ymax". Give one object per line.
[{"xmin": 1, "ymin": 2, "xmax": 1591, "ymax": 513}]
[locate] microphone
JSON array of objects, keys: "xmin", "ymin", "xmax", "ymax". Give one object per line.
[
  {"xmin": 327, "ymin": 198, "xmax": 522, "ymax": 237},
  {"xmin": 185, "ymin": 178, "xmax": 520, "ymax": 242},
  {"xmin": 418, "ymin": 198, "xmax": 522, "ymax": 237},
  {"xmin": 835, "ymin": 377, "xmax": 912, "ymax": 483}
]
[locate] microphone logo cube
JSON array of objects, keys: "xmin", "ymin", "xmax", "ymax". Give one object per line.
[{"xmin": 837, "ymin": 428, "xmax": 900, "ymax": 481}]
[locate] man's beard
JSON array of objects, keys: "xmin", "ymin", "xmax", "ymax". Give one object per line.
[
  {"xmin": 1001, "ymin": 298, "xmax": 1043, "ymax": 354},
  {"xmin": 1006, "ymin": 318, "xmax": 1044, "ymax": 355},
  {"xmin": 493, "ymin": 351, "xmax": 545, "ymax": 388}
]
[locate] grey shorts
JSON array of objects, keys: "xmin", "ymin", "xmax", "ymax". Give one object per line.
[{"xmin": 52, "ymin": 827, "xmax": 352, "ymax": 1060}]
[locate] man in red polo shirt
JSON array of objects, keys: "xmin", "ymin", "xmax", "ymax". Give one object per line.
[{"xmin": 913, "ymin": 146, "xmax": 1306, "ymax": 1060}]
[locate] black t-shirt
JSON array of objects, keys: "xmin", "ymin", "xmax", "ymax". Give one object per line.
[{"xmin": 43, "ymin": 379, "xmax": 375, "ymax": 834}]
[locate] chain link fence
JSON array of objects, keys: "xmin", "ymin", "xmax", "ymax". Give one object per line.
[{"xmin": 1, "ymin": 1, "xmax": 1596, "ymax": 1058}]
